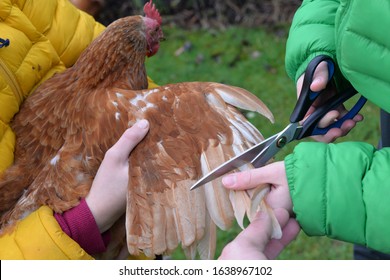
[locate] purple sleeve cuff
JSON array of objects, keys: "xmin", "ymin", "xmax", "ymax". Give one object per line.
[{"xmin": 54, "ymin": 198, "xmax": 111, "ymax": 255}]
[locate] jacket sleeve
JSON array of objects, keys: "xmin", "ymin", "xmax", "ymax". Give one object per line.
[
  {"xmin": 0, "ymin": 206, "xmax": 94, "ymax": 260},
  {"xmin": 0, "ymin": 205, "xmax": 154, "ymax": 259},
  {"xmin": 285, "ymin": 0, "xmax": 340, "ymax": 81},
  {"xmin": 284, "ymin": 141, "xmax": 390, "ymax": 253},
  {"xmin": 20, "ymin": 0, "xmax": 106, "ymax": 68}
]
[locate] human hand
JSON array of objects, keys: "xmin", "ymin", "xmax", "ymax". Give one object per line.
[
  {"xmin": 222, "ymin": 161, "xmax": 292, "ymax": 213},
  {"xmin": 297, "ymin": 61, "xmax": 363, "ymax": 143},
  {"xmin": 220, "ymin": 161, "xmax": 299, "ymax": 259},
  {"xmin": 85, "ymin": 120, "xmax": 149, "ymax": 233},
  {"xmin": 218, "ymin": 208, "xmax": 300, "ymax": 260}
]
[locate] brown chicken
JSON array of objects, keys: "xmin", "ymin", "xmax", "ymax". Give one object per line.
[{"xmin": 0, "ymin": 0, "xmax": 280, "ymax": 259}]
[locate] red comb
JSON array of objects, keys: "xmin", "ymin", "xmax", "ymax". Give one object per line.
[{"xmin": 143, "ymin": 0, "xmax": 162, "ymax": 25}]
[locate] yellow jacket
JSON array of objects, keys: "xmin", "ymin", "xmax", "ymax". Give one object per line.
[
  {"xmin": 0, "ymin": 0, "xmax": 105, "ymax": 172},
  {"xmin": 0, "ymin": 0, "xmax": 156, "ymax": 259},
  {"xmin": 0, "ymin": 206, "xmax": 94, "ymax": 259}
]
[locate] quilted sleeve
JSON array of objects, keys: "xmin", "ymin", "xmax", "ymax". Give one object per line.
[
  {"xmin": 334, "ymin": 0, "xmax": 390, "ymax": 114},
  {"xmin": 20, "ymin": 0, "xmax": 105, "ymax": 67},
  {"xmin": 285, "ymin": 0, "xmax": 340, "ymax": 82},
  {"xmin": 284, "ymin": 141, "xmax": 390, "ymax": 254},
  {"xmin": 44, "ymin": 0, "xmax": 106, "ymax": 67},
  {"xmin": 0, "ymin": 206, "xmax": 93, "ymax": 259}
]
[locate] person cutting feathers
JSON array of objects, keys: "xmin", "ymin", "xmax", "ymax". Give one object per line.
[{"xmin": 220, "ymin": 0, "xmax": 390, "ymax": 259}]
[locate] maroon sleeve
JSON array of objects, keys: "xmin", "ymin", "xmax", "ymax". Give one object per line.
[{"xmin": 54, "ymin": 198, "xmax": 111, "ymax": 255}]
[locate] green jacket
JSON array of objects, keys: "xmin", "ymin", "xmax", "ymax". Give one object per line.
[{"xmin": 284, "ymin": 0, "xmax": 390, "ymax": 253}]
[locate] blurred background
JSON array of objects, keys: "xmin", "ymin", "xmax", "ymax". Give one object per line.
[
  {"xmin": 92, "ymin": 0, "xmax": 302, "ymax": 28},
  {"xmin": 72, "ymin": 0, "xmax": 381, "ymax": 260}
]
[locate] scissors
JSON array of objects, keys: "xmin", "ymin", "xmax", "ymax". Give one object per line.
[{"xmin": 191, "ymin": 55, "xmax": 367, "ymax": 190}]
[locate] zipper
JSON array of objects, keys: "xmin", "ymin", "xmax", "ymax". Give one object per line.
[{"xmin": 0, "ymin": 56, "xmax": 23, "ymax": 104}]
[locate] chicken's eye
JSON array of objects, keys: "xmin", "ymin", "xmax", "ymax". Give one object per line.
[{"xmin": 153, "ymin": 27, "xmax": 161, "ymax": 34}]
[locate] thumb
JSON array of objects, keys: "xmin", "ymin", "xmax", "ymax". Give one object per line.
[
  {"xmin": 108, "ymin": 119, "xmax": 149, "ymax": 161},
  {"xmin": 218, "ymin": 210, "xmax": 272, "ymax": 260},
  {"xmin": 235, "ymin": 210, "xmax": 273, "ymax": 251},
  {"xmin": 310, "ymin": 61, "xmax": 329, "ymax": 92}
]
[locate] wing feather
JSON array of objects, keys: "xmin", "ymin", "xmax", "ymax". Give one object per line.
[
  {"xmin": 197, "ymin": 212, "xmax": 217, "ymax": 260},
  {"xmin": 123, "ymin": 82, "xmax": 279, "ymax": 259},
  {"xmin": 4, "ymin": 80, "xmax": 278, "ymax": 259},
  {"xmin": 210, "ymin": 83, "xmax": 274, "ymax": 122},
  {"xmin": 201, "ymin": 141, "xmax": 234, "ymax": 230}
]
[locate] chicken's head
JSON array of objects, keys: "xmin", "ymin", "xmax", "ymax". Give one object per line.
[{"xmin": 143, "ymin": 0, "xmax": 164, "ymax": 57}]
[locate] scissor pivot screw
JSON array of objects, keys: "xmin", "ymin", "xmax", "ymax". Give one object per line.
[{"xmin": 276, "ymin": 136, "xmax": 287, "ymax": 148}]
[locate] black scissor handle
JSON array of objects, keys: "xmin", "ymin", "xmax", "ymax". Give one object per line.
[
  {"xmin": 290, "ymin": 55, "xmax": 335, "ymax": 123},
  {"xmin": 296, "ymin": 87, "xmax": 367, "ymax": 139}
]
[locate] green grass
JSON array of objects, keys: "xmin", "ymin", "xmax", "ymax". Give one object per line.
[{"xmin": 145, "ymin": 26, "xmax": 380, "ymax": 260}]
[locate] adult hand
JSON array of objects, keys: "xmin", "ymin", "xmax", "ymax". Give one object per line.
[
  {"xmin": 219, "ymin": 208, "xmax": 300, "ymax": 260},
  {"xmin": 297, "ymin": 61, "xmax": 363, "ymax": 143},
  {"xmin": 85, "ymin": 120, "xmax": 149, "ymax": 233}
]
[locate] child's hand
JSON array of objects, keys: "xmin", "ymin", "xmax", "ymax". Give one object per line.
[
  {"xmin": 85, "ymin": 120, "xmax": 149, "ymax": 233},
  {"xmin": 220, "ymin": 161, "xmax": 300, "ymax": 259},
  {"xmin": 219, "ymin": 208, "xmax": 300, "ymax": 260},
  {"xmin": 223, "ymin": 161, "xmax": 292, "ymax": 213},
  {"xmin": 296, "ymin": 61, "xmax": 363, "ymax": 143}
]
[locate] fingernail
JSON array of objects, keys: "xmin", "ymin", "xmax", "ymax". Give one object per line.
[
  {"xmin": 222, "ymin": 174, "xmax": 236, "ymax": 188},
  {"xmin": 137, "ymin": 119, "xmax": 149, "ymax": 129}
]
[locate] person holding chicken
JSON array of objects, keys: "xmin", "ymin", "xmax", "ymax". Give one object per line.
[
  {"xmin": 0, "ymin": 0, "xmax": 158, "ymax": 259},
  {"xmin": 221, "ymin": 0, "xmax": 390, "ymax": 259},
  {"xmin": 0, "ymin": 0, "xmax": 298, "ymax": 260}
]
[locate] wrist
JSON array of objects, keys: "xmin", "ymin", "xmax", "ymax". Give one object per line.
[{"xmin": 85, "ymin": 193, "xmax": 125, "ymax": 233}]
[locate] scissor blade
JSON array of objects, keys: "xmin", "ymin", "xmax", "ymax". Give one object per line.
[
  {"xmin": 190, "ymin": 135, "xmax": 277, "ymax": 190},
  {"xmin": 251, "ymin": 123, "xmax": 300, "ymax": 168}
]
